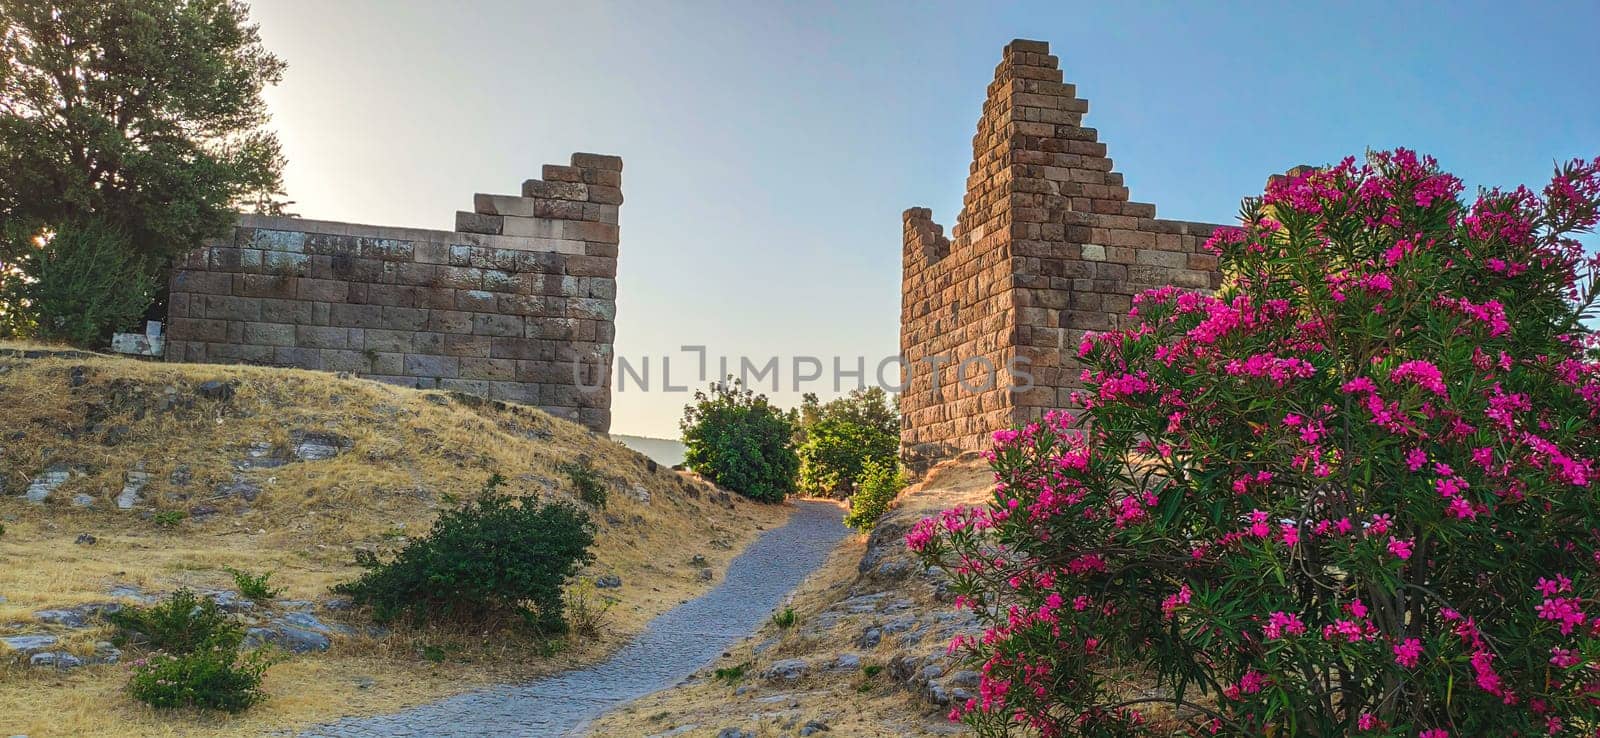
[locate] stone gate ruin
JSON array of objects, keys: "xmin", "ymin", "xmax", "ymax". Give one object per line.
[
  {"xmin": 899, "ymin": 40, "xmax": 1226, "ymax": 466},
  {"xmin": 165, "ymin": 153, "xmax": 622, "ymax": 433}
]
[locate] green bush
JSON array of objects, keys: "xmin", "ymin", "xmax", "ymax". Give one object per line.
[
  {"xmin": 108, "ymin": 588, "xmax": 243, "ymax": 653},
  {"xmin": 0, "ymin": 219, "xmax": 156, "ymax": 346},
  {"xmin": 334, "ymin": 474, "xmax": 596, "ymax": 633},
  {"xmin": 226, "ymin": 568, "xmax": 281, "ymax": 602},
  {"xmin": 128, "ymin": 646, "xmax": 271, "ymax": 713},
  {"xmin": 680, "ymin": 378, "xmax": 798, "ymax": 503},
  {"xmin": 560, "ymin": 457, "xmax": 608, "ymax": 509},
  {"xmin": 843, "ymin": 458, "xmax": 906, "ymax": 531},
  {"xmin": 795, "ymin": 388, "xmax": 899, "ymax": 498}
]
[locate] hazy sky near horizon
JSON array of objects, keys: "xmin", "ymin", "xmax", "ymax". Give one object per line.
[{"xmin": 248, "ymin": 0, "xmax": 1600, "ymax": 438}]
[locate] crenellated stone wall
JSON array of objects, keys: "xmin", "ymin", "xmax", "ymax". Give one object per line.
[
  {"xmin": 900, "ymin": 40, "xmax": 1225, "ymax": 467},
  {"xmin": 165, "ymin": 153, "xmax": 623, "ymax": 432}
]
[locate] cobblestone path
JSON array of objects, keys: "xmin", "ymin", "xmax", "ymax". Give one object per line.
[{"xmin": 296, "ymin": 500, "xmax": 847, "ymax": 737}]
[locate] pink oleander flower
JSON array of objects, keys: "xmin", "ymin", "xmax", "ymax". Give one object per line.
[
  {"xmin": 1393, "ymin": 638, "xmax": 1423, "ymax": 668},
  {"xmin": 1263, "ymin": 611, "xmax": 1306, "ymax": 640},
  {"xmin": 1390, "ymin": 359, "xmax": 1448, "ymax": 397},
  {"xmin": 1388, "ymin": 537, "xmax": 1414, "ymax": 560}
]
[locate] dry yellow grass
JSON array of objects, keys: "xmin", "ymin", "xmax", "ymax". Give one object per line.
[{"xmin": 0, "ymin": 343, "xmax": 789, "ymax": 737}]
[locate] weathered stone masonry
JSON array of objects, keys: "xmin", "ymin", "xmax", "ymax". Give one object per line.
[
  {"xmin": 166, "ymin": 152, "xmax": 623, "ymax": 433},
  {"xmin": 900, "ymin": 40, "xmax": 1225, "ymax": 465}
]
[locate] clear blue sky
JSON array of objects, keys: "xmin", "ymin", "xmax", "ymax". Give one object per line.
[{"xmin": 248, "ymin": 0, "xmax": 1600, "ymax": 438}]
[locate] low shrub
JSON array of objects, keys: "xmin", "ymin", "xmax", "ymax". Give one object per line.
[
  {"xmin": 681, "ymin": 377, "xmax": 799, "ymax": 502},
  {"xmin": 335, "ymin": 473, "xmax": 596, "ymax": 633},
  {"xmin": 563, "ymin": 579, "xmax": 615, "ymax": 639},
  {"xmin": 0, "ymin": 218, "xmax": 156, "ymax": 346},
  {"xmin": 770, "ymin": 606, "xmax": 797, "ymax": 629},
  {"xmin": 560, "ymin": 457, "xmax": 608, "ymax": 509},
  {"xmin": 108, "ymin": 588, "xmax": 242, "ymax": 653},
  {"xmin": 128, "ymin": 646, "xmax": 271, "ymax": 713},
  {"xmin": 843, "ymin": 458, "xmax": 906, "ymax": 531},
  {"xmin": 226, "ymin": 568, "xmax": 281, "ymax": 602},
  {"xmin": 152, "ymin": 510, "xmax": 185, "ymax": 528},
  {"xmin": 713, "ymin": 662, "xmax": 750, "ymax": 683}
]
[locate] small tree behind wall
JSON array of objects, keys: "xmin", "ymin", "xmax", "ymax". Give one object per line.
[
  {"xmin": 911, "ymin": 151, "xmax": 1600, "ymax": 737},
  {"xmin": 681, "ymin": 377, "xmax": 799, "ymax": 503}
]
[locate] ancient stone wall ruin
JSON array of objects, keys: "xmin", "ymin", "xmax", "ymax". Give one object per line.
[
  {"xmin": 165, "ymin": 153, "xmax": 622, "ymax": 432},
  {"xmin": 900, "ymin": 40, "xmax": 1225, "ymax": 465}
]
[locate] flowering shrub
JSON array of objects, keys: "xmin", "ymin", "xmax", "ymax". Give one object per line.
[
  {"xmin": 128, "ymin": 646, "xmax": 272, "ymax": 713},
  {"xmin": 910, "ymin": 151, "xmax": 1600, "ymax": 737}
]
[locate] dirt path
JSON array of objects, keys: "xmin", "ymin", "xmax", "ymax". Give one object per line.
[{"xmin": 296, "ymin": 500, "xmax": 847, "ymax": 737}]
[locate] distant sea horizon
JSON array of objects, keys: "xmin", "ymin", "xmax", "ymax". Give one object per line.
[{"xmin": 612, "ymin": 434, "xmax": 687, "ymax": 468}]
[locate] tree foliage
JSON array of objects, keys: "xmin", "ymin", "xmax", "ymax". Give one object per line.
[
  {"xmin": 796, "ymin": 387, "xmax": 900, "ymax": 498},
  {"xmin": 0, "ymin": 218, "xmax": 155, "ymax": 343},
  {"xmin": 0, "ymin": 0, "xmax": 286, "ymax": 341},
  {"xmin": 912, "ymin": 151, "xmax": 1600, "ymax": 737},
  {"xmin": 681, "ymin": 377, "xmax": 798, "ymax": 502}
]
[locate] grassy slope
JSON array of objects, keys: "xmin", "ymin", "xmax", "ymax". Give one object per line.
[
  {"xmin": 586, "ymin": 458, "xmax": 998, "ymax": 737},
  {"xmin": 0, "ymin": 344, "xmax": 788, "ymax": 737}
]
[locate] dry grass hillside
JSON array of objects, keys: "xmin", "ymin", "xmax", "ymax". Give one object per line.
[
  {"xmin": 587, "ymin": 457, "xmax": 1000, "ymax": 738},
  {"xmin": 0, "ymin": 343, "xmax": 788, "ymax": 737}
]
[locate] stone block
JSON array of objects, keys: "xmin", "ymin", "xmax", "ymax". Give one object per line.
[
  {"xmin": 439, "ymin": 267, "xmax": 484, "ymax": 290},
  {"xmin": 169, "ymin": 317, "xmax": 228, "ymax": 343},
  {"xmin": 440, "ymin": 378, "xmax": 490, "ymax": 396},
  {"xmin": 533, "ymin": 198, "xmax": 585, "ymax": 220},
  {"xmin": 542, "ymin": 164, "xmax": 584, "ymax": 183},
  {"xmin": 565, "ymin": 255, "xmax": 616, "ymax": 278},
  {"xmin": 403, "ymin": 354, "xmax": 458, "ymax": 379},
  {"xmin": 455, "ymin": 289, "xmax": 498, "ymax": 312},
  {"xmin": 486, "ymin": 380, "xmax": 537, "ymax": 404},
  {"xmin": 474, "ymin": 193, "xmax": 539, "ymax": 218},
  {"xmin": 500, "ymin": 216, "xmax": 563, "ymax": 239},
  {"xmin": 521, "ymin": 180, "xmax": 588, "ymax": 201},
  {"xmin": 380, "ymin": 306, "xmax": 430, "ymax": 332},
  {"xmin": 571, "ymin": 152, "xmax": 622, "ymax": 171},
  {"xmin": 362, "ymin": 329, "xmax": 414, "ymax": 354},
  {"xmin": 583, "ymin": 203, "xmax": 620, "ymax": 225},
  {"xmin": 241, "ymin": 321, "xmax": 296, "ymax": 346},
  {"xmin": 320, "ymin": 349, "xmax": 370, "ymax": 373},
  {"xmin": 202, "ymin": 294, "xmax": 262, "ymax": 321},
  {"xmin": 581, "ymin": 168, "xmax": 621, "ymax": 187},
  {"xmin": 172, "ymin": 270, "xmax": 234, "ymax": 295},
  {"xmin": 427, "ymin": 310, "xmax": 474, "ymax": 334},
  {"xmin": 455, "ymin": 211, "xmax": 502, "ymax": 235},
  {"xmin": 566, "ymin": 297, "xmax": 616, "ymax": 321},
  {"xmin": 297, "ymin": 278, "xmax": 349, "ymax": 303},
  {"xmin": 471, "ymin": 313, "xmax": 524, "ymax": 337},
  {"xmin": 442, "ymin": 334, "xmax": 492, "ymax": 358},
  {"xmin": 275, "ymin": 346, "xmax": 323, "ymax": 369},
  {"xmin": 330, "ymin": 303, "xmax": 384, "ymax": 329},
  {"xmin": 491, "ymin": 337, "xmax": 555, "ymax": 361},
  {"xmin": 415, "ymin": 287, "xmax": 457, "ymax": 310},
  {"xmin": 585, "ymin": 185, "xmax": 624, "ymax": 206},
  {"xmin": 460, "ymin": 357, "xmax": 517, "ymax": 381},
  {"xmin": 297, "ymin": 325, "xmax": 357, "ymax": 350},
  {"xmin": 563, "ymin": 221, "xmax": 619, "ymax": 243},
  {"xmin": 415, "ymin": 242, "xmax": 452, "ymax": 265}
]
